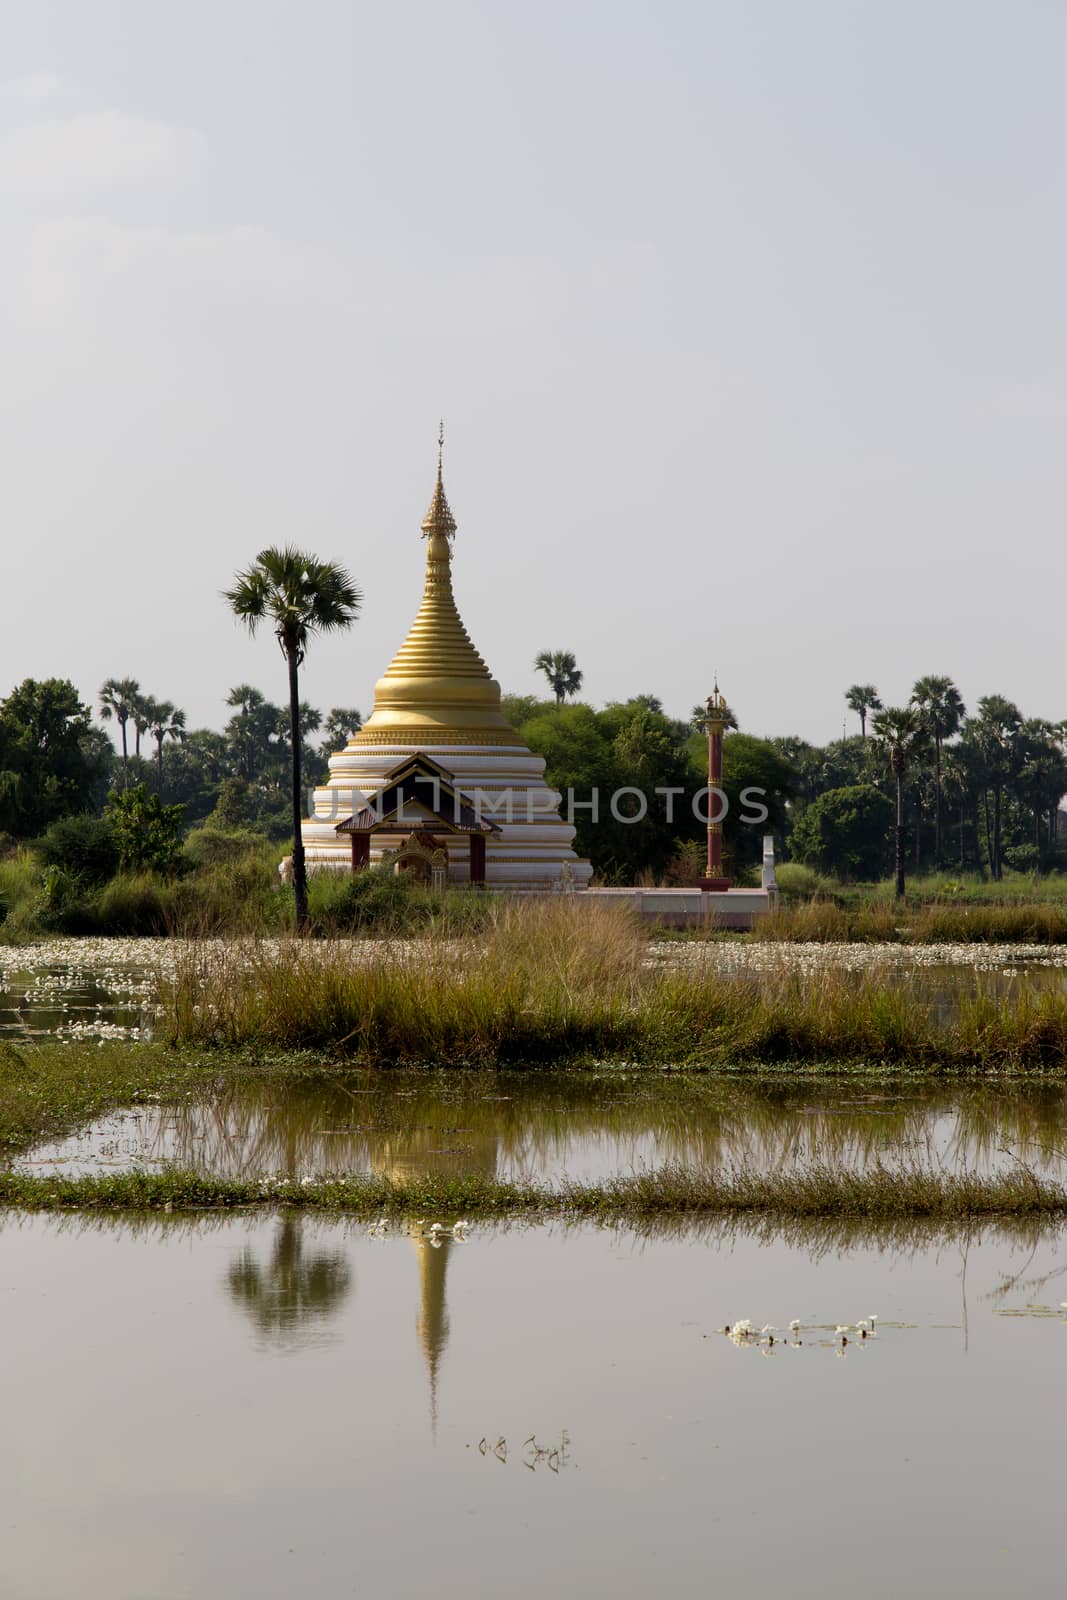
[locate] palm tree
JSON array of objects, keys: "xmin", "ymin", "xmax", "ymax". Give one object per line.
[
  {"xmin": 845, "ymin": 684, "xmax": 882, "ymax": 738},
  {"xmin": 971, "ymin": 696, "xmax": 1022, "ymax": 880},
  {"xmin": 321, "ymin": 707, "xmax": 363, "ymax": 752},
  {"xmin": 910, "ymin": 675, "xmax": 966, "ymax": 869},
  {"xmin": 224, "ymin": 547, "xmax": 361, "ymax": 932},
  {"xmin": 147, "ymin": 700, "xmax": 186, "ymax": 796},
  {"xmin": 131, "ymin": 692, "xmax": 154, "ymax": 758},
  {"xmin": 872, "ymin": 706, "xmax": 928, "ymax": 898},
  {"xmin": 534, "ymin": 650, "xmax": 583, "ymax": 705},
  {"xmin": 98, "ymin": 677, "xmax": 141, "ymax": 788}
]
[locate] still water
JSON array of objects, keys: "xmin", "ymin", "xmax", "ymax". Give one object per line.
[
  {"xmin": 1, "ymin": 1211, "xmax": 1064, "ymax": 1597},
  {"xmin": 16, "ymin": 1070, "xmax": 1067, "ymax": 1183}
]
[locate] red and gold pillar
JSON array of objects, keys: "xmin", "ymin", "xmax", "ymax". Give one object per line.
[{"xmin": 699, "ymin": 685, "xmax": 731, "ymax": 892}]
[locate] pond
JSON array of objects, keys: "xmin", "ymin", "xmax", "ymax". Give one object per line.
[
  {"xmin": 14, "ymin": 1069, "xmax": 1067, "ymax": 1183},
  {"xmin": 1, "ymin": 1210, "xmax": 1063, "ymax": 1596}
]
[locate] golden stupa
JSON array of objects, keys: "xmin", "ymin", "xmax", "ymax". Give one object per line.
[{"xmin": 300, "ymin": 444, "xmax": 592, "ymax": 889}]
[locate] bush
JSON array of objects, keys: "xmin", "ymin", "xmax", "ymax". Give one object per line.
[
  {"xmin": 774, "ymin": 862, "xmax": 834, "ymax": 900},
  {"xmin": 184, "ymin": 827, "xmax": 272, "ymax": 869},
  {"xmin": 38, "ymin": 814, "xmax": 119, "ymax": 886},
  {"xmin": 308, "ymin": 866, "xmax": 495, "ymax": 936},
  {"xmin": 105, "ymin": 785, "xmax": 186, "ymax": 875}
]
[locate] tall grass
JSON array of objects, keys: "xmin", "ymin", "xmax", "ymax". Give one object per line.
[
  {"xmin": 0, "ymin": 847, "xmax": 44, "ymax": 942},
  {"xmin": 752, "ymin": 897, "xmax": 1067, "ymax": 944},
  {"xmin": 159, "ymin": 898, "xmax": 1067, "ymax": 1068}
]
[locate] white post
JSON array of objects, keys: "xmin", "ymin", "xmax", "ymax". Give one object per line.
[{"xmin": 761, "ymin": 835, "xmax": 778, "ymax": 907}]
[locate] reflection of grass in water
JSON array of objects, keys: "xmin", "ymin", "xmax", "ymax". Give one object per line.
[
  {"xmin": 145, "ymin": 1069, "xmax": 1067, "ymax": 1181},
  {"xmin": 7, "ymin": 1161, "xmax": 1067, "ymax": 1220},
  {"xmin": 9, "ymin": 1032, "xmax": 1067, "ymax": 1187}
]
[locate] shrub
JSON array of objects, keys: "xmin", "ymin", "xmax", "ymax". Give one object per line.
[
  {"xmin": 104, "ymin": 785, "xmax": 186, "ymax": 875},
  {"xmin": 96, "ymin": 874, "xmax": 174, "ymax": 935},
  {"xmin": 38, "ymin": 814, "xmax": 119, "ymax": 886},
  {"xmin": 184, "ymin": 827, "xmax": 271, "ymax": 869},
  {"xmin": 774, "ymin": 862, "xmax": 831, "ymax": 899},
  {"xmin": 308, "ymin": 865, "xmax": 495, "ymax": 936}
]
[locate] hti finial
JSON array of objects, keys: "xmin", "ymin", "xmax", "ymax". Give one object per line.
[{"xmin": 421, "ymin": 422, "xmax": 457, "ymax": 541}]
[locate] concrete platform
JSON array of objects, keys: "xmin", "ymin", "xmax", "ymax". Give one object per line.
[{"xmin": 581, "ymin": 887, "xmax": 775, "ymax": 930}]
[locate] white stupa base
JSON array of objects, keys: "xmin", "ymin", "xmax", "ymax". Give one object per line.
[{"xmin": 300, "ymin": 740, "xmax": 593, "ymax": 891}]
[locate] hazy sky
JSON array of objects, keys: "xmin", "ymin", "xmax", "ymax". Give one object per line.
[{"xmin": 1, "ymin": 1, "xmax": 1064, "ymax": 746}]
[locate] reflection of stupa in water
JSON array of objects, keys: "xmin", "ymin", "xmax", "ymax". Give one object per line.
[
  {"xmin": 371, "ymin": 1126, "xmax": 500, "ymax": 1430},
  {"xmin": 413, "ymin": 1232, "xmax": 451, "ymax": 1433}
]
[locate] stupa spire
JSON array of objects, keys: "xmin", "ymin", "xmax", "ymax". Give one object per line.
[
  {"xmin": 352, "ymin": 432, "xmax": 515, "ymax": 742},
  {"xmin": 421, "ymin": 422, "xmax": 457, "ymax": 542}
]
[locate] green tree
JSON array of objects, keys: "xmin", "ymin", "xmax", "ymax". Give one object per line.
[
  {"xmin": 910, "ymin": 675, "xmax": 966, "ymax": 868},
  {"xmin": 104, "ymin": 784, "xmax": 186, "ymax": 874},
  {"xmin": 845, "ymin": 684, "xmax": 882, "ymax": 738},
  {"xmin": 500, "ymin": 692, "xmax": 551, "ymax": 728},
  {"xmin": 871, "ymin": 706, "xmax": 928, "ymax": 898},
  {"xmin": 98, "ymin": 677, "xmax": 141, "ymax": 788},
  {"xmin": 1013, "ymin": 720, "xmax": 1067, "ymax": 866},
  {"xmin": 718, "ymin": 734, "xmax": 796, "ymax": 868},
  {"xmin": 790, "ymin": 784, "xmax": 892, "ymax": 880},
  {"xmin": 163, "ymin": 729, "xmax": 230, "ymax": 824},
  {"xmin": 0, "ymin": 679, "xmax": 106, "ymax": 836},
  {"xmin": 534, "ymin": 650, "xmax": 583, "ymax": 705},
  {"xmin": 224, "ymin": 547, "xmax": 361, "ymax": 932},
  {"xmin": 131, "ymin": 691, "xmax": 154, "ymax": 757},
  {"xmin": 145, "ymin": 700, "xmax": 186, "ymax": 798},
  {"xmin": 321, "ymin": 707, "xmax": 363, "ymax": 753},
  {"xmin": 208, "ymin": 776, "xmax": 257, "ymax": 832},
  {"xmin": 224, "ymin": 686, "xmax": 281, "ymax": 784},
  {"xmin": 970, "ymin": 696, "xmax": 1022, "ymax": 880}
]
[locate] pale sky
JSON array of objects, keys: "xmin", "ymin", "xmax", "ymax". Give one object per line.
[{"xmin": 1, "ymin": 0, "xmax": 1064, "ymax": 746}]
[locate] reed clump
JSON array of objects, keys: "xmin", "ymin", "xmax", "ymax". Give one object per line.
[
  {"xmin": 5, "ymin": 1161, "xmax": 1067, "ymax": 1220},
  {"xmin": 159, "ymin": 899, "xmax": 1067, "ymax": 1068}
]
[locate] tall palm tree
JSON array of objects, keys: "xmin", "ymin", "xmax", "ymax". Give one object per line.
[
  {"xmin": 131, "ymin": 691, "xmax": 154, "ymax": 758},
  {"xmin": 224, "ymin": 547, "xmax": 361, "ymax": 932},
  {"xmin": 971, "ymin": 695, "xmax": 1022, "ymax": 881},
  {"xmin": 534, "ymin": 650, "xmax": 583, "ymax": 705},
  {"xmin": 148, "ymin": 700, "xmax": 186, "ymax": 796},
  {"xmin": 872, "ymin": 706, "xmax": 928, "ymax": 899},
  {"xmin": 98, "ymin": 677, "xmax": 141, "ymax": 788},
  {"xmin": 321, "ymin": 706, "xmax": 363, "ymax": 752},
  {"xmin": 910, "ymin": 675, "xmax": 966, "ymax": 869},
  {"xmin": 845, "ymin": 684, "xmax": 882, "ymax": 738}
]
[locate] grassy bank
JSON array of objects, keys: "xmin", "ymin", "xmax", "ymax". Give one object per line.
[
  {"xmin": 5, "ymin": 1162, "xmax": 1067, "ymax": 1220},
  {"xmin": 752, "ymin": 897, "xmax": 1067, "ymax": 944},
  {"xmin": 159, "ymin": 899, "xmax": 1067, "ymax": 1069},
  {"xmin": 0, "ymin": 845, "xmax": 496, "ymax": 943}
]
